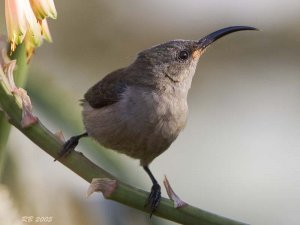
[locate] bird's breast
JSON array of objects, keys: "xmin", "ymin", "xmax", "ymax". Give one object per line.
[
  {"xmin": 82, "ymin": 85, "xmax": 188, "ymax": 165},
  {"xmin": 120, "ymin": 86, "xmax": 188, "ymax": 138}
]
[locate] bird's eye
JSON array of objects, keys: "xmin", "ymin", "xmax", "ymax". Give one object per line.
[{"xmin": 178, "ymin": 50, "xmax": 189, "ymax": 61}]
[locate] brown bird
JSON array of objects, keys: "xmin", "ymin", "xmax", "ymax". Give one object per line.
[{"xmin": 60, "ymin": 26, "xmax": 258, "ymax": 215}]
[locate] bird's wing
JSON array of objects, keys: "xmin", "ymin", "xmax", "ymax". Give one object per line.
[{"xmin": 83, "ymin": 68, "xmax": 127, "ymax": 108}]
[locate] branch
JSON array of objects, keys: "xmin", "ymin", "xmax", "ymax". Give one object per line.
[
  {"xmin": 0, "ymin": 111, "xmax": 11, "ymax": 179},
  {"xmin": 0, "ymin": 43, "xmax": 28, "ymax": 179},
  {"xmin": 0, "ymin": 80, "xmax": 248, "ymax": 225}
]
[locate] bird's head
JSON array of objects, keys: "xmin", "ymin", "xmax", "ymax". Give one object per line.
[{"xmin": 134, "ymin": 26, "xmax": 258, "ymax": 86}]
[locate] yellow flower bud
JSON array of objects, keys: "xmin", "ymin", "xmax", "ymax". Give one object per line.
[
  {"xmin": 29, "ymin": 0, "xmax": 57, "ymax": 20},
  {"xmin": 4, "ymin": 0, "xmax": 57, "ymax": 61},
  {"xmin": 5, "ymin": 0, "xmax": 28, "ymax": 51}
]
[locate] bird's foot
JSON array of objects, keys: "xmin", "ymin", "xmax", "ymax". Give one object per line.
[
  {"xmin": 54, "ymin": 134, "xmax": 84, "ymax": 161},
  {"xmin": 55, "ymin": 132, "xmax": 88, "ymax": 161},
  {"xmin": 145, "ymin": 183, "xmax": 161, "ymax": 217}
]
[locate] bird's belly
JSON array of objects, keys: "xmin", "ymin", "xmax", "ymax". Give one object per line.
[{"xmin": 82, "ymin": 91, "xmax": 188, "ymax": 165}]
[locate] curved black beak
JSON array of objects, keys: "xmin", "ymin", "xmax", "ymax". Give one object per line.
[{"xmin": 198, "ymin": 26, "xmax": 258, "ymax": 49}]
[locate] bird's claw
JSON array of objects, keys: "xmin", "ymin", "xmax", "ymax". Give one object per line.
[
  {"xmin": 54, "ymin": 136, "xmax": 79, "ymax": 161},
  {"xmin": 145, "ymin": 183, "xmax": 161, "ymax": 217}
]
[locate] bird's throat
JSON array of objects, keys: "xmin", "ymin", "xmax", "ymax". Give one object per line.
[{"xmin": 163, "ymin": 71, "xmax": 181, "ymax": 83}]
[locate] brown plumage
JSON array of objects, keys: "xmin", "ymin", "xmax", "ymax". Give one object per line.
[{"xmin": 60, "ymin": 26, "xmax": 258, "ymax": 215}]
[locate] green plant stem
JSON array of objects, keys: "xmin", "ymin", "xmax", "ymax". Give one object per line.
[
  {"xmin": 0, "ymin": 112, "xmax": 11, "ymax": 180},
  {"xmin": 0, "ymin": 44, "xmax": 28, "ymax": 180},
  {"xmin": 0, "ymin": 80, "xmax": 248, "ymax": 225}
]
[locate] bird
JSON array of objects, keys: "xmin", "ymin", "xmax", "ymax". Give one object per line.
[{"xmin": 59, "ymin": 26, "xmax": 258, "ymax": 215}]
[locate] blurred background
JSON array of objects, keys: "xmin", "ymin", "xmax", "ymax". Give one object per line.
[{"xmin": 1, "ymin": 0, "xmax": 300, "ymax": 224}]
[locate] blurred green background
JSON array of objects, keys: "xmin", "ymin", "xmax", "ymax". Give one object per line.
[{"xmin": 1, "ymin": 0, "xmax": 300, "ymax": 225}]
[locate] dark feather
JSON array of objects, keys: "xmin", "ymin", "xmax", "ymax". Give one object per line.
[{"xmin": 84, "ymin": 68, "xmax": 127, "ymax": 108}]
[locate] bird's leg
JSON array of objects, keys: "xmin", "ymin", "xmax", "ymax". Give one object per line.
[
  {"xmin": 55, "ymin": 132, "xmax": 88, "ymax": 161},
  {"xmin": 143, "ymin": 165, "xmax": 161, "ymax": 216}
]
